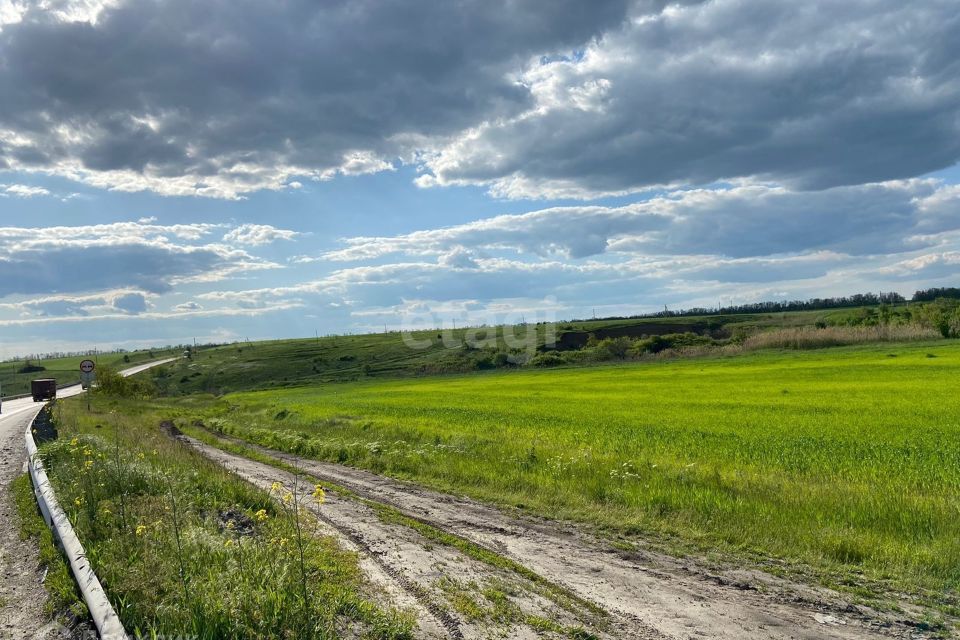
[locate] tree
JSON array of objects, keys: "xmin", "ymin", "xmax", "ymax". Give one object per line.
[
  {"xmin": 915, "ymin": 299, "xmax": 960, "ymax": 338},
  {"xmin": 601, "ymin": 336, "xmax": 632, "ymax": 359},
  {"xmin": 94, "ymin": 365, "xmax": 154, "ymax": 397}
]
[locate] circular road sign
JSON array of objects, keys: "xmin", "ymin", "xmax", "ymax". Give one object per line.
[{"xmin": 80, "ymin": 359, "xmax": 95, "ymax": 373}]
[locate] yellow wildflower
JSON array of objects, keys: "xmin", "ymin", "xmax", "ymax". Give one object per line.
[
  {"xmin": 271, "ymin": 481, "xmax": 282, "ymax": 493},
  {"xmin": 312, "ymin": 484, "xmax": 326, "ymax": 505},
  {"xmin": 69, "ymin": 438, "xmax": 78, "ymax": 447},
  {"xmin": 83, "ymin": 460, "xmax": 94, "ymax": 470},
  {"xmin": 226, "ymin": 520, "xmax": 235, "ymax": 530},
  {"xmin": 254, "ymin": 509, "xmax": 268, "ymax": 522},
  {"xmin": 278, "ymin": 537, "xmax": 289, "ymax": 547},
  {"xmin": 74, "ymin": 497, "xmax": 83, "ymax": 507},
  {"xmin": 282, "ymin": 492, "xmax": 293, "ymax": 504},
  {"xmin": 137, "ymin": 452, "xmax": 145, "ymax": 460},
  {"xmin": 82, "ymin": 448, "xmax": 92, "ymax": 457},
  {"xmin": 135, "ymin": 525, "xmax": 147, "ymax": 536},
  {"xmin": 224, "ymin": 539, "xmax": 234, "ymax": 548}
]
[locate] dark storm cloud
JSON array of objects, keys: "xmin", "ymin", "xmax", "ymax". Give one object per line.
[
  {"xmin": 424, "ymin": 0, "xmax": 960, "ymax": 197},
  {"xmin": 6, "ymin": 0, "xmax": 954, "ymax": 199},
  {"xmin": 0, "ymin": 0, "xmax": 630, "ymax": 196}
]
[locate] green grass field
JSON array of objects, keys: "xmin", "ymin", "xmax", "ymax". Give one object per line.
[{"xmin": 191, "ymin": 340, "xmax": 959, "ymax": 613}]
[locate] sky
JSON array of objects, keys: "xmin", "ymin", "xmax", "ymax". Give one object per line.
[{"xmin": 1, "ymin": 0, "xmax": 959, "ymax": 357}]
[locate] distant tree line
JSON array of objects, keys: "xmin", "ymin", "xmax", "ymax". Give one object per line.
[
  {"xmin": 911, "ymin": 287, "xmax": 960, "ymax": 302},
  {"xmin": 571, "ymin": 291, "xmax": 910, "ymax": 323}
]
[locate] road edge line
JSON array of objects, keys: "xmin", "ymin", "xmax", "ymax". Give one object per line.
[{"xmin": 25, "ymin": 405, "xmax": 128, "ymax": 640}]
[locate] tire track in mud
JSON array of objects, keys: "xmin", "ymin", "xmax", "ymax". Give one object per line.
[
  {"xmin": 161, "ymin": 424, "xmax": 453, "ymax": 640},
  {"xmin": 165, "ymin": 424, "xmax": 622, "ymax": 640},
  {"xmin": 183, "ymin": 424, "xmax": 932, "ymax": 640}
]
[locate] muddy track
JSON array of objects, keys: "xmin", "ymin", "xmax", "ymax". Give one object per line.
[
  {"xmin": 182, "ymin": 425, "xmax": 932, "ymax": 640},
  {"xmin": 166, "ymin": 425, "xmax": 623, "ymax": 639}
]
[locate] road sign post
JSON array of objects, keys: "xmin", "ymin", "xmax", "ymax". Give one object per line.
[{"xmin": 80, "ymin": 360, "xmax": 95, "ymax": 411}]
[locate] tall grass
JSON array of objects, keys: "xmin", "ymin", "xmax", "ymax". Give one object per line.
[
  {"xmin": 41, "ymin": 397, "xmax": 413, "ymax": 639},
  {"xmin": 741, "ymin": 324, "xmax": 939, "ymax": 350}
]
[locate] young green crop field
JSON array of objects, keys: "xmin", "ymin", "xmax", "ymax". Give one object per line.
[{"xmin": 193, "ymin": 340, "xmax": 960, "ymax": 612}]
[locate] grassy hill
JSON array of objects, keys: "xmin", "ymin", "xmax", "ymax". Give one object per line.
[{"xmin": 149, "ymin": 304, "xmax": 933, "ymax": 396}]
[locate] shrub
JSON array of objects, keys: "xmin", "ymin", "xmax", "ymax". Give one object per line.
[
  {"xmin": 599, "ymin": 336, "xmax": 632, "ymax": 360},
  {"xmin": 94, "ymin": 364, "xmax": 155, "ymax": 398},
  {"xmin": 914, "ymin": 299, "xmax": 960, "ymax": 338},
  {"xmin": 632, "ymin": 333, "xmax": 711, "ymax": 355},
  {"xmin": 530, "ymin": 352, "xmax": 567, "ymax": 367},
  {"xmin": 18, "ymin": 360, "xmax": 46, "ymax": 374}
]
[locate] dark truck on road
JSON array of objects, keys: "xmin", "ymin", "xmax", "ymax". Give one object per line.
[{"xmin": 31, "ymin": 379, "xmax": 57, "ymax": 402}]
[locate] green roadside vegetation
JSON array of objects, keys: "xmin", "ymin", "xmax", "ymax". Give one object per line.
[
  {"xmin": 0, "ymin": 347, "xmax": 179, "ymax": 397},
  {"xmin": 153, "ymin": 340, "xmax": 959, "ymax": 622},
  {"xmin": 38, "ymin": 397, "xmax": 414, "ymax": 639}
]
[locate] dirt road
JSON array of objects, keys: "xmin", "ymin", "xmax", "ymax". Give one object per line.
[
  {"xmin": 177, "ymin": 426, "xmax": 930, "ymax": 640},
  {"xmin": 0, "ymin": 407, "xmax": 56, "ymax": 639}
]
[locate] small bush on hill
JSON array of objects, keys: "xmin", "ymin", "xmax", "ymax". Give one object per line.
[
  {"xmin": 599, "ymin": 336, "xmax": 632, "ymax": 359},
  {"xmin": 530, "ymin": 352, "xmax": 567, "ymax": 367},
  {"xmin": 94, "ymin": 365, "xmax": 155, "ymax": 398},
  {"xmin": 18, "ymin": 361, "xmax": 46, "ymax": 374}
]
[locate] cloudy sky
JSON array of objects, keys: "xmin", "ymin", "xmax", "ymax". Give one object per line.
[{"xmin": 1, "ymin": 0, "xmax": 959, "ymax": 356}]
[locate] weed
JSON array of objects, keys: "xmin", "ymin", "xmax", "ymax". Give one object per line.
[{"xmin": 40, "ymin": 398, "xmax": 414, "ymax": 639}]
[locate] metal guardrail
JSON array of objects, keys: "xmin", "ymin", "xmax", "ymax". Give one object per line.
[{"xmin": 25, "ymin": 408, "xmax": 128, "ymax": 640}]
